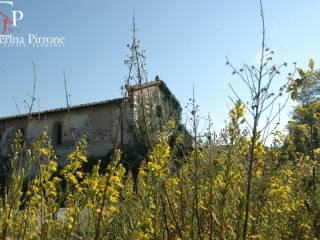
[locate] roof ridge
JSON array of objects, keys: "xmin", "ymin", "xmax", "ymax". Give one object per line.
[{"xmin": 0, "ymin": 97, "xmax": 124, "ymax": 121}]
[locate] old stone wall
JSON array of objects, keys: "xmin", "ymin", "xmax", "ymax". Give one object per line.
[
  {"xmin": 0, "ymin": 80, "xmax": 180, "ymax": 168},
  {"xmin": 0, "ymin": 100, "xmax": 133, "ymax": 167}
]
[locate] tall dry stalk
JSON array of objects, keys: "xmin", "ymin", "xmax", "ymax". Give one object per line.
[{"xmin": 226, "ymin": 0, "xmax": 293, "ymax": 238}]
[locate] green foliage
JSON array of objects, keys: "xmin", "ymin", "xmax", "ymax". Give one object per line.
[
  {"xmin": 287, "ymin": 59, "xmax": 320, "ymax": 104},
  {"xmin": 158, "ymin": 81, "xmax": 182, "ymax": 122},
  {"xmin": 284, "ymin": 60, "xmax": 320, "ymax": 238},
  {"xmin": 286, "ymin": 60, "xmax": 320, "ymax": 155},
  {"xmin": 0, "ymin": 98, "xmax": 318, "ymax": 239}
]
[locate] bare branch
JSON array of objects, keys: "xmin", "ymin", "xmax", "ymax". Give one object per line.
[
  {"xmin": 11, "ymin": 97, "xmax": 20, "ymax": 114},
  {"xmin": 63, "ymin": 71, "xmax": 76, "ymax": 147}
]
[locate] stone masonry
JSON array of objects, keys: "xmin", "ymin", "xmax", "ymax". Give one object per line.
[{"xmin": 0, "ymin": 79, "xmax": 178, "ymax": 167}]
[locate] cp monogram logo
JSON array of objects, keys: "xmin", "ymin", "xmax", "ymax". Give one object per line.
[{"xmin": 0, "ymin": 1, "xmax": 23, "ymax": 34}]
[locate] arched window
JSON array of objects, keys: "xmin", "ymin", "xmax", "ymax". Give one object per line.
[
  {"xmin": 17, "ymin": 128, "xmax": 25, "ymax": 147},
  {"xmin": 53, "ymin": 122, "xmax": 63, "ymax": 146}
]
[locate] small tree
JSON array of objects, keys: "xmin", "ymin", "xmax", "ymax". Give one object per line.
[
  {"xmin": 226, "ymin": 0, "xmax": 293, "ymax": 238},
  {"xmin": 286, "ymin": 59, "xmax": 320, "ymax": 237},
  {"xmin": 121, "ymin": 13, "xmax": 185, "ymax": 191}
]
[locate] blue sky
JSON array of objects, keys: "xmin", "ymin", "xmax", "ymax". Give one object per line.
[{"xmin": 1, "ymin": 0, "xmax": 320, "ymax": 132}]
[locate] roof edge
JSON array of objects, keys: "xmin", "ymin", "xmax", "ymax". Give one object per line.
[{"xmin": 0, "ymin": 97, "xmax": 124, "ymax": 122}]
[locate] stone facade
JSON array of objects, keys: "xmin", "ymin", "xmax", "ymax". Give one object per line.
[{"xmin": 0, "ymin": 79, "xmax": 178, "ymax": 167}]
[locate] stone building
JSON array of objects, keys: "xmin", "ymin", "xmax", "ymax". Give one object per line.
[{"xmin": 0, "ymin": 79, "xmax": 181, "ymax": 167}]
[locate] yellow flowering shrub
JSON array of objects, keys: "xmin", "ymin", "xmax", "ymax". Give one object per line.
[{"xmin": 0, "ymin": 100, "xmax": 318, "ymax": 239}]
